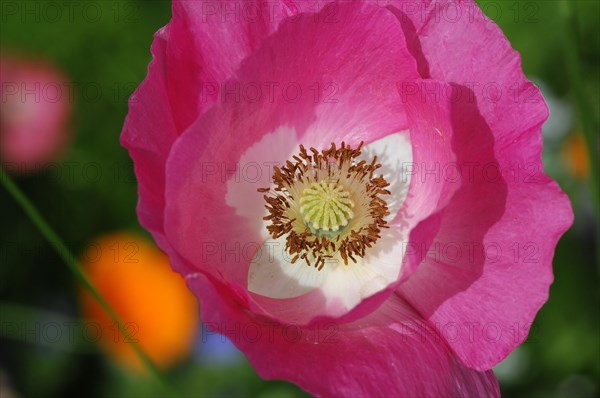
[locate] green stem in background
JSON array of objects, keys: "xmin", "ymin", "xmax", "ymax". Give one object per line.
[
  {"xmin": 559, "ymin": 0, "xmax": 600, "ymax": 268},
  {"xmin": 0, "ymin": 169, "xmax": 179, "ymax": 398}
]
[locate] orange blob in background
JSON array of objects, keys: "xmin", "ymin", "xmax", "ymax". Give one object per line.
[
  {"xmin": 562, "ymin": 132, "xmax": 590, "ymax": 180},
  {"xmin": 79, "ymin": 232, "xmax": 199, "ymax": 372}
]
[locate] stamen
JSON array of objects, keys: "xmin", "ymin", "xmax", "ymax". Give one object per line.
[
  {"xmin": 299, "ymin": 181, "xmax": 354, "ymax": 233},
  {"xmin": 258, "ymin": 142, "xmax": 390, "ymax": 270}
]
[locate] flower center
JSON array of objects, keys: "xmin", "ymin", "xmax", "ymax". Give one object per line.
[
  {"xmin": 259, "ymin": 142, "xmax": 390, "ymax": 270},
  {"xmin": 300, "ymin": 181, "xmax": 354, "ymax": 237}
]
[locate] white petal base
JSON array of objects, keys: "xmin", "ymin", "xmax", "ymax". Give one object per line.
[{"xmin": 241, "ymin": 132, "xmax": 413, "ymax": 311}]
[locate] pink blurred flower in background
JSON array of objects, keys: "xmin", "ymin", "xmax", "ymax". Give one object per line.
[
  {"xmin": 122, "ymin": 1, "xmax": 573, "ymax": 396},
  {"xmin": 1, "ymin": 56, "xmax": 71, "ymax": 173}
]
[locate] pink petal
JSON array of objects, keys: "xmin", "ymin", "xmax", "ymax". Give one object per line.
[
  {"xmin": 188, "ymin": 273, "xmax": 499, "ymax": 397},
  {"xmin": 167, "ymin": 0, "xmax": 282, "ymax": 130},
  {"xmin": 120, "ymin": 1, "xmax": 321, "ymax": 260},
  {"xmin": 118, "ymin": 27, "xmax": 194, "ymax": 274},
  {"xmin": 388, "ymin": 0, "xmax": 573, "ymax": 369},
  {"xmin": 121, "ymin": 27, "xmax": 175, "ymax": 234},
  {"xmin": 166, "ymin": 0, "xmax": 326, "ymax": 131}
]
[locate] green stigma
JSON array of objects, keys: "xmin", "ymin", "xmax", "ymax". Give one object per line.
[{"xmin": 299, "ymin": 180, "xmax": 355, "ymax": 237}]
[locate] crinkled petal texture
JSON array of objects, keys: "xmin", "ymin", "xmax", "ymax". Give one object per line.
[
  {"xmin": 121, "ymin": 0, "xmax": 573, "ymax": 396},
  {"xmin": 188, "ymin": 273, "xmax": 499, "ymax": 397},
  {"xmin": 390, "ymin": 0, "xmax": 573, "ymax": 370}
]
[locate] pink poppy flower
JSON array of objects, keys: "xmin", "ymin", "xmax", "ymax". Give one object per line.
[
  {"xmin": 121, "ymin": 1, "xmax": 573, "ymax": 396},
  {"xmin": 1, "ymin": 56, "xmax": 71, "ymax": 174}
]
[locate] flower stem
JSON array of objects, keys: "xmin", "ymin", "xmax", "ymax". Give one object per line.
[{"xmin": 0, "ymin": 169, "xmax": 180, "ymax": 397}]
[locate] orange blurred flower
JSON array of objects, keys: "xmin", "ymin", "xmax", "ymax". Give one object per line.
[
  {"xmin": 79, "ymin": 232, "xmax": 198, "ymax": 372},
  {"xmin": 562, "ymin": 132, "xmax": 590, "ymax": 180}
]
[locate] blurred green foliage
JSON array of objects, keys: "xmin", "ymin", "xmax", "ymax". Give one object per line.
[{"xmin": 1, "ymin": 1, "xmax": 598, "ymax": 397}]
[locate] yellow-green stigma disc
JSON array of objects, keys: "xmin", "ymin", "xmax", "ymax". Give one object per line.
[{"xmin": 299, "ymin": 180, "xmax": 354, "ymax": 237}]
